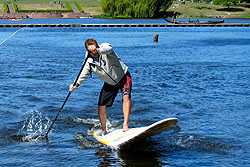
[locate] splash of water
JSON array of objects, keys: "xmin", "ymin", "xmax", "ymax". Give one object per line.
[
  {"xmin": 72, "ymin": 117, "xmax": 115, "ymax": 135},
  {"xmin": 17, "ymin": 110, "xmax": 51, "ymax": 142}
]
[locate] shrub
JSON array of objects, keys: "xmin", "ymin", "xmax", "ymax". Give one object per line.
[
  {"xmin": 65, "ymin": 2, "xmax": 73, "ymax": 12},
  {"xmin": 13, "ymin": 2, "xmax": 18, "ymax": 12},
  {"xmin": 74, "ymin": 1, "xmax": 84, "ymax": 13},
  {"xmin": 4, "ymin": 2, "xmax": 9, "ymax": 13},
  {"xmin": 101, "ymin": 0, "xmax": 173, "ymax": 18}
]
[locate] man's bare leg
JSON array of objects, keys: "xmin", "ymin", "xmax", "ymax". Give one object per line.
[
  {"xmin": 122, "ymin": 95, "xmax": 132, "ymax": 132},
  {"xmin": 98, "ymin": 105, "xmax": 107, "ymax": 133}
]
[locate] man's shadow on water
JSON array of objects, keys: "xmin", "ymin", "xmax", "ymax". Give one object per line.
[
  {"xmin": 94, "ymin": 125, "xmax": 181, "ymax": 166},
  {"xmin": 95, "ymin": 138, "xmax": 167, "ymax": 167},
  {"xmin": 94, "ymin": 126, "xmax": 181, "ymax": 167},
  {"xmin": 94, "ymin": 126, "xmax": 237, "ymax": 167}
]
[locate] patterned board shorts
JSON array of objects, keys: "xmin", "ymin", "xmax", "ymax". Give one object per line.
[{"xmin": 98, "ymin": 72, "xmax": 132, "ymax": 107}]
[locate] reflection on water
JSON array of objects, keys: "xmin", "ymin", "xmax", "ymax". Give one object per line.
[
  {"xmin": 94, "ymin": 133, "xmax": 236, "ymax": 166},
  {"xmin": 95, "ymin": 142, "xmax": 163, "ymax": 166},
  {"xmin": 74, "ymin": 132, "xmax": 101, "ymax": 149}
]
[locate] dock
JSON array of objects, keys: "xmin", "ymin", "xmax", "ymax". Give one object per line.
[{"xmin": 0, "ymin": 23, "xmax": 249, "ymax": 27}]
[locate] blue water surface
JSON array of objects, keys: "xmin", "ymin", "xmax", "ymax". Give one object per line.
[{"xmin": 0, "ymin": 22, "xmax": 249, "ymax": 166}]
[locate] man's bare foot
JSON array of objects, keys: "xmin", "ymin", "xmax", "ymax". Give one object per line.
[
  {"xmin": 96, "ymin": 130, "xmax": 107, "ymax": 136},
  {"xmin": 122, "ymin": 123, "xmax": 129, "ymax": 132}
]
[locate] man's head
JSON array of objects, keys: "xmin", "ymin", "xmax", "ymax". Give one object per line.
[
  {"xmin": 85, "ymin": 38, "xmax": 99, "ymax": 57},
  {"xmin": 85, "ymin": 38, "xmax": 98, "ymax": 50}
]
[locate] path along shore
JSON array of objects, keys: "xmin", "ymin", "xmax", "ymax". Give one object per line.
[
  {"xmin": 2, "ymin": 2, "xmax": 91, "ymax": 19},
  {"xmin": 2, "ymin": 12, "xmax": 91, "ymax": 19}
]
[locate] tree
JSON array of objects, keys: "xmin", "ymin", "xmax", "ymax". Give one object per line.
[
  {"xmin": 213, "ymin": 0, "xmax": 238, "ymax": 10},
  {"xmin": 101, "ymin": 0, "xmax": 173, "ymax": 18}
]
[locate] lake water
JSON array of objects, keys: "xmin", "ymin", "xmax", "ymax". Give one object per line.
[{"xmin": 0, "ymin": 19, "xmax": 249, "ymax": 166}]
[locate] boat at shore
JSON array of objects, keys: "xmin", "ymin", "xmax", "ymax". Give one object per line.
[
  {"xmin": 164, "ymin": 18, "xmax": 224, "ymax": 24},
  {"xmin": 9, "ymin": 18, "xmax": 23, "ymax": 21},
  {"xmin": 2, "ymin": 17, "xmax": 16, "ymax": 19}
]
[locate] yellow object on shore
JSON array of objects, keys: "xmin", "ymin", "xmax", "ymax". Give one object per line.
[{"xmin": 9, "ymin": 19, "xmax": 23, "ymax": 21}]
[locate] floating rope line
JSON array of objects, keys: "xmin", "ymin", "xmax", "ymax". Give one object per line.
[{"xmin": 0, "ymin": 28, "xmax": 24, "ymax": 46}]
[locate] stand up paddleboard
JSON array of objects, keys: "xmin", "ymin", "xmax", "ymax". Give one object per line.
[{"xmin": 93, "ymin": 118, "xmax": 178, "ymax": 148}]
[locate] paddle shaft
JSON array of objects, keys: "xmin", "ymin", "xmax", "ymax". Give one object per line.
[{"xmin": 45, "ymin": 55, "xmax": 89, "ymax": 137}]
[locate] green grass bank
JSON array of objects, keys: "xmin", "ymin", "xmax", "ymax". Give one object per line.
[{"xmin": 1, "ymin": 0, "xmax": 249, "ymax": 18}]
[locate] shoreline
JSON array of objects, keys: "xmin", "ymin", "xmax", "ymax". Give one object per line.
[
  {"xmin": 1, "ymin": 1, "xmax": 249, "ymax": 19},
  {"xmin": 1, "ymin": 23, "xmax": 249, "ymax": 27},
  {"xmin": 1, "ymin": 15, "xmax": 250, "ymax": 20}
]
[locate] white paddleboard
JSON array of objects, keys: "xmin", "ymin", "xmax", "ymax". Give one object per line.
[{"xmin": 93, "ymin": 118, "xmax": 178, "ymax": 148}]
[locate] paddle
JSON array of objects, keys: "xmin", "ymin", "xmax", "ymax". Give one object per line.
[{"xmin": 45, "ymin": 55, "xmax": 89, "ymax": 137}]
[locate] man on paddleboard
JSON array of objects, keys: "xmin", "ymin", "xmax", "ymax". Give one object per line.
[{"xmin": 69, "ymin": 38, "xmax": 132, "ymax": 135}]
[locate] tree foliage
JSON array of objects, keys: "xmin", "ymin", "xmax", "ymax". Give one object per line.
[
  {"xmin": 213, "ymin": 0, "xmax": 238, "ymax": 9},
  {"xmin": 101, "ymin": 0, "xmax": 172, "ymax": 18}
]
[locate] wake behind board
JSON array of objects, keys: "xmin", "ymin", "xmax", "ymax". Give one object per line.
[{"xmin": 93, "ymin": 118, "xmax": 178, "ymax": 148}]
